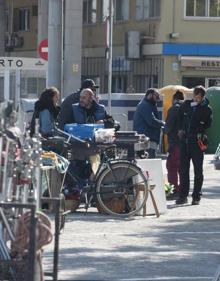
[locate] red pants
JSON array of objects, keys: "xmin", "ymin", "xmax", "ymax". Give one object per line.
[{"xmin": 166, "ymin": 144, "xmax": 180, "ymax": 193}]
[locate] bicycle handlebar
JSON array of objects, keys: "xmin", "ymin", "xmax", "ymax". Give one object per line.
[{"xmin": 54, "ymin": 127, "xmax": 90, "ymax": 147}]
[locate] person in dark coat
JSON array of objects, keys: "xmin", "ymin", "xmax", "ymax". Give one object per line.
[
  {"xmin": 164, "ymin": 91, "xmax": 184, "ymax": 199},
  {"xmin": 64, "ymin": 88, "xmax": 107, "ymax": 195},
  {"xmin": 176, "ymin": 86, "xmax": 212, "ymax": 205},
  {"xmin": 58, "ymin": 79, "xmax": 99, "ymax": 129},
  {"xmin": 133, "ymin": 88, "xmax": 165, "ymax": 158},
  {"xmin": 72, "ymin": 88, "xmax": 106, "ymax": 124}
]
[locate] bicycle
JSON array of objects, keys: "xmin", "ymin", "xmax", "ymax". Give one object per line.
[{"xmin": 63, "ymin": 143, "xmax": 149, "ymax": 218}]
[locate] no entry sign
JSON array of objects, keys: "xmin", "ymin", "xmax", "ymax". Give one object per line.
[{"xmin": 38, "ymin": 39, "xmax": 48, "ymax": 61}]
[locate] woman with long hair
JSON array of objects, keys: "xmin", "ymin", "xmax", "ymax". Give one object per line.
[{"xmin": 30, "ymin": 87, "xmax": 60, "ymax": 137}]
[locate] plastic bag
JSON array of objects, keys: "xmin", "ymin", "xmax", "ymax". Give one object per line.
[{"xmin": 94, "ymin": 128, "xmax": 115, "ymax": 143}]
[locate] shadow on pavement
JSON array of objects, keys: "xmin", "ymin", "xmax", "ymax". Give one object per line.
[{"xmin": 43, "ymin": 217, "xmax": 220, "ymax": 280}]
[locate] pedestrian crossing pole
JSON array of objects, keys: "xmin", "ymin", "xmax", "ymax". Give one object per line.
[{"xmin": 107, "ymin": 0, "xmax": 114, "ymax": 114}]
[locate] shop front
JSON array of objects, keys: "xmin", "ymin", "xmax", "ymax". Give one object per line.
[{"xmin": 180, "ymin": 56, "xmax": 220, "ymax": 88}]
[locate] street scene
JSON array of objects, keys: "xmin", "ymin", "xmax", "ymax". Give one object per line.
[
  {"xmin": 0, "ymin": 0, "xmax": 220, "ymax": 281},
  {"xmin": 44, "ymin": 156, "xmax": 220, "ymax": 281}
]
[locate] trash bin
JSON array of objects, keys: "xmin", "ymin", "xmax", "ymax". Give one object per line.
[
  {"xmin": 159, "ymin": 85, "xmax": 192, "ymax": 120},
  {"xmin": 206, "ymin": 87, "xmax": 220, "ymax": 154}
]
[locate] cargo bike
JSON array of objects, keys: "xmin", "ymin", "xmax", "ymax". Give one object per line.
[{"xmin": 45, "ymin": 125, "xmax": 150, "ymax": 218}]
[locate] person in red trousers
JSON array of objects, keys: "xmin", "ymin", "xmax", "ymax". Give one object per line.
[{"xmin": 164, "ymin": 91, "xmax": 184, "ymax": 200}]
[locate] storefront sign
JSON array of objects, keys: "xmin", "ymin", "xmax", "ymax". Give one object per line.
[
  {"xmin": 0, "ymin": 57, "xmax": 47, "ymax": 70},
  {"xmin": 181, "ymin": 56, "xmax": 220, "ymax": 69},
  {"xmin": 201, "ymin": 60, "xmax": 220, "ymax": 68}
]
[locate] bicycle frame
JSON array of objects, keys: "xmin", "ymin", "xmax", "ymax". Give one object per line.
[{"xmin": 65, "ymin": 147, "xmax": 137, "ymax": 212}]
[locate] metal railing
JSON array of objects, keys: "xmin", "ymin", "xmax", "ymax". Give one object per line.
[{"xmin": 82, "ymin": 56, "xmax": 164, "ymax": 94}]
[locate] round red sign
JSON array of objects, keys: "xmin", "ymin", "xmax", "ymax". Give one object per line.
[{"xmin": 38, "ymin": 39, "xmax": 48, "ymax": 61}]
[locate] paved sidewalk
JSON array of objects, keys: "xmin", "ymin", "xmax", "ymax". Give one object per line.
[{"xmin": 43, "ymin": 155, "xmax": 220, "ymax": 281}]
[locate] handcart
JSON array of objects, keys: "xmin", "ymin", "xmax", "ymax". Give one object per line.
[{"xmin": 49, "ymin": 126, "xmax": 150, "ymax": 217}]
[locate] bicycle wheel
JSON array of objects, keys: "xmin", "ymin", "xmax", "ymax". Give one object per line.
[{"xmin": 96, "ymin": 161, "xmax": 148, "ymax": 217}]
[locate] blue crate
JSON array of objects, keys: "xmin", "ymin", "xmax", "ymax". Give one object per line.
[{"xmin": 64, "ymin": 123, "xmax": 104, "ymax": 140}]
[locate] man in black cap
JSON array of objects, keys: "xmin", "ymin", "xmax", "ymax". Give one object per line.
[{"xmin": 58, "ymin": 79, "xmax": 99, "ymax": 129}]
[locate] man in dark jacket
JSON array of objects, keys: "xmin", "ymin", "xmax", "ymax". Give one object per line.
[
  {"xmin": 133, "ymin": 88, "xmax": 165, "ymax": 158},
  {"xmin": 72, "ymin": 88, "xmax": 106, "ymax": 124},
  {"xmin": 63, "ymin": 88, "xmax": 106, "ymax": 195},
  {"xmin": 164, "ymin": 91, "xmax": 184, "ymax": 198},
  {"xmin": 58, "ymin": 79, "xmax": 99, "ymax": 129},
  {"xmin": 176, "ymin": 86, "xmax": 212, "ymax": 205}
]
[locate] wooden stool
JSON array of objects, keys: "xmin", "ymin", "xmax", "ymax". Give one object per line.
[{"xmin": 136, "ymin": 184, "xmax": 160, "ymax": 218}]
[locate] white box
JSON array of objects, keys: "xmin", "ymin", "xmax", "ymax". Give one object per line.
[{"xmin": 136, "ymin": 159, "xmax": 167, "ymax": 215}]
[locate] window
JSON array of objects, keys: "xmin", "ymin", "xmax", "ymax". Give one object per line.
[
  {"xmin": 101, "ymin": 0, "xmax": 129, "ymax": 22},
  {"xmin": 18, "ymin": 8, "xmax": 30, "ymax": 31},
  {"xmin": 114, "ymin": 0, "xmax": 129, "ymax": 21},
  {"xmin": 185, "ymin": 0, "xmax": 220, "ymax": 18},
  {"xmin": 13, "ymin": 8, "xmax": 30, "ymax": 32},
  {"xmin": 83, "ymin": 0, "xmax": 97, "ymax": 24},
  {"xmin": 136, "ymin": 0, "xmax": 160, "ymax": 20},
  {"xmin": 182, "ymin": 76, "xmax": 205, "ymax": 88},
  {"xmin": 210, "ymin": 0, "xmax": 220, "ymax": 16}
]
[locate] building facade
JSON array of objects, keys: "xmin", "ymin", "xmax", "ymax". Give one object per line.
[
  {"xmin": 0, "ymin": 0, "xmax": 82, "ymax": 99},
  {"xmin": 1, "ymin": 0, "xmax": 220, "ymax": 96},
  {"xmin": 4, "ymin": 0, "xmax": 38, "ymax": 57},
  {"xmin": 82, "ymin": 0, "xmax": 220, "ymax": 92}
]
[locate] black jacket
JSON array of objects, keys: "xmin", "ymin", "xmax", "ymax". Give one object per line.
[
  {"xmin": 164, "ymin": 101, "xmax": 182, "ymax": 146},
  {"xmin": 178, "ymin": 98, "xmax": 212, "ymax": 144},
  {"xmin": 72, "ymin": 100, "xmax": 107, "ymax": 124},
  {"xmin": 58, "ymin": 89, "xmax": 81, "ymax": 130}
]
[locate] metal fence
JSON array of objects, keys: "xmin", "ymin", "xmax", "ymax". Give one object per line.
[
  {"xmin": 0, "ymin": 70, "xmax": 46, "ymax": 103},
  {"xmin": 82, "ymin": 56, "xmax": 164, "ymax": 94},
  {"xmin": 0, "ymin": 57, "xmax": 163, "ymax": 102}
]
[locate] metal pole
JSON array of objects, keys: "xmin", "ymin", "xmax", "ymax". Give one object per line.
[
  {"xmin": 63, "ymin": 0, "xmax": 83, "ymax": 98},
  {"xmin": 53, "ymin": 198, "xmax": 60, "ymax": 281},
  {"xmin": 61, "ymin": 0, "xmax": 64, "ymax": 99},
  {"xmin": 37, "ymin": 0, "xmax": 49, "ymax": 45},
  {"xmin": 1, "ymin": 138, "xmax": 11, "ymax": 201},
  {"xmin": 15, "ymin": 69, "xmax": 21, "ymax": 110},
  {"xmin": 26, "ymin": 205, "xmax": 37, "ymax": 281},
  {"xmin": 4, "ymin": 70, "xmax": 10, "ymax": 102},
  {"xmin": 107, "ymin": 0, "xmax": 113, "ymax": 114},
  {"xmin": 0, "ymin": 0, "xmax": 5, "ymax": 56},
  {"xmin": 48, "ymin": 0, "xmax": 63, "ymax": 91}
]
